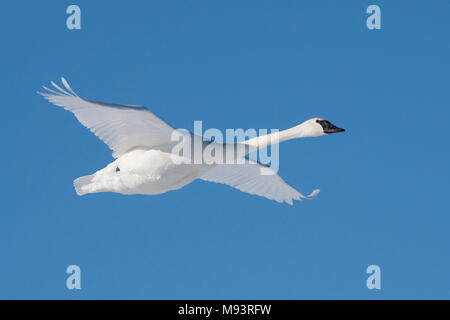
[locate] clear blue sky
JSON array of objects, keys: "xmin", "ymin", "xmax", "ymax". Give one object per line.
[{"xmin": 1, "ymin": 1, "xmax": 449, "ymax": 299}]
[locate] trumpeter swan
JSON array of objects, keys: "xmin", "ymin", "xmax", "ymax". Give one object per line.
[{"xmin": 39, "ymin": 78, "xmax": 345, "ymax": 205}]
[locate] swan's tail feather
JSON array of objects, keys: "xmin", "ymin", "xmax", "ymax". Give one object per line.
[{"xmin": 73, "ymin": 175, "xmax": 95, "ymax": 196}]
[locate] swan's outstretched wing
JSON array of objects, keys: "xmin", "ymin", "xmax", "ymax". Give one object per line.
[
  {"xmin": 38, "ymin": 78, "xmax": 175, "ymax": 158},
  {"xmin": 200, "ymin": 160, "xmax": 319, "ymax": 205}
]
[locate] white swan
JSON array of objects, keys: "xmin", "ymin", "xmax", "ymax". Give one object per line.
[{"xmin": 39, "ymin": 78, "xmax": 345, "ymax": 205}]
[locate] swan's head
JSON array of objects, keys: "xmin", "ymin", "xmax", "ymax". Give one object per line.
[{"xmin": 298, "ymin": 118, "xmax": 345, "ymax": 137}]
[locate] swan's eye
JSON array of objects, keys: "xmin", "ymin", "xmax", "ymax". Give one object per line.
[{"xmin": 116, "ymin": 167, "xmax": 120, "ymax": 172}]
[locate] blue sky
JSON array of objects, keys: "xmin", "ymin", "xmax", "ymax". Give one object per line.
[{"xmin": 1, "ymin": 1, "xmax": 449, "ymax": 299}]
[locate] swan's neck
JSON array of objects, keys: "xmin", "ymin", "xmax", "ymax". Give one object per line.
[{"xmin": 240, "ymin": 122, "xmax": 311, "ymax": 153}]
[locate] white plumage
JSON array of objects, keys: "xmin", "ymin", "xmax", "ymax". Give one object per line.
[{"xmin": 39, "ymin": 78, "xmax": 344, "ymax": 205}]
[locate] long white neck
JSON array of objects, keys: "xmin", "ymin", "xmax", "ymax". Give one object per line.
[{"xmin": 239, "ymin": 122, "xmax": 312, "ymax": 154}]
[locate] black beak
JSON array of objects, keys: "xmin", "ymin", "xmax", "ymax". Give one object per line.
[
  {"xmin": 317, "ymin": 120, "xmax": 345, "ymax": 134},
  {"xmin": 324, "ymin": 126, "xmax": 345, "ymax": 134}
]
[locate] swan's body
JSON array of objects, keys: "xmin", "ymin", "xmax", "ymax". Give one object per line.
[
  {"xmin": 73, "ymin": 149, "xmax": 206, "ymax": 195},
  {"xmin": 39, "ymin": 78, "xmax": 344, "ymax": 205}
]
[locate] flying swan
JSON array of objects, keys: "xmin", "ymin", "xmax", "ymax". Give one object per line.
[{"xmin": 39, "ymin": 78, "xmax": 345, "ymax": 205}]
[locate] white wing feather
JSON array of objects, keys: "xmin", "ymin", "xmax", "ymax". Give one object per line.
[
  {"xmin": 200, "ymin": 159, "xmax": 320, "ymax": 205},
  {"xmin": 38, "ymin": 78, "xmax": 175, "ymax": 158}
]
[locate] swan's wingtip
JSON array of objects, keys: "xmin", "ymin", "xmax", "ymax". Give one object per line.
[
  {"xmin": 61, "ymin": 76, "xmax": 69, "ymax": 86},
  {"xmin": 307, "ymin": 189, "xmax": 320, "ymax": 199}
]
